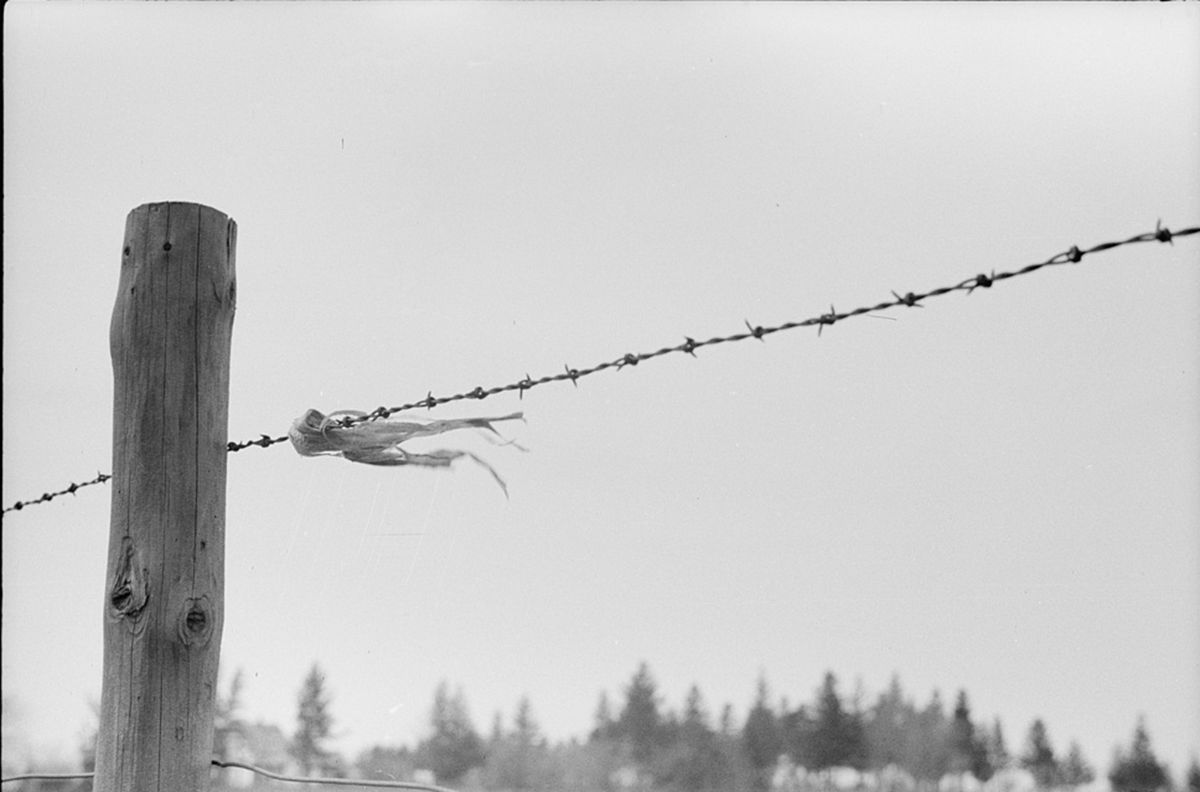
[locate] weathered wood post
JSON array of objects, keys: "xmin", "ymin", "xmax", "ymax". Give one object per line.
[{"xmin": 95, "ymin": 202, "xmax": 236, "ymax": 791}]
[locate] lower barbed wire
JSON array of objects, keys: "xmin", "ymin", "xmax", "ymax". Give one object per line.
[{"xmin": 1, "ymin": 760, "xmax": 463, "ymax": 791}]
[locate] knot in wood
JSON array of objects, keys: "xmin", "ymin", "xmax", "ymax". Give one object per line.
[
  {"xmin": 107, "ymin": 537, "xmax": 149, "ymax": 627},
  {"xmin": 179, "ymin": 595, "xmax": 216, "ymax": 646}
]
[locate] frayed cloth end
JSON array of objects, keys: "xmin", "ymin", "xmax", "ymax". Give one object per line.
[{"xmin": 289, "ymin": 409, "xmax": 526, "ymax": 496}]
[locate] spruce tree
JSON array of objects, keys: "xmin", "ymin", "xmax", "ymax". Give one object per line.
[
  {"xmin": 780, "ymin": 703, "xmax": 814, "ymax": 769},
  {"xmin": 811, "ymin": 671, "xmax": 862, "ymax": 771},
  {"xmin": 213, "ymin": 667, "xmax": 245, "ymax": 762},
  {"xmin": 680, "ymin": 686, "xmax": 712, "ymax": 744},
  {"xmin": 421, "ymin": 681, "xmax": 485, "ymax": 784},
  {"xmin": 490, "ymin": 711, "xmax": 504, "ymax": 746},
  {"xmin": 947, "ymin": 691, "xmax": 976, "ymax": 776},
  {"xmin": 719, "ymin": 703, "xmax": 737, "ymax": 737},
  {"xmin": 742, "ymin": 674, "xmax": 781, "ymax": 790},
  {"xmin": 1184, "ymin": 757, "xmax": 1199, "ymax": 792},
  {"xmin": 616, "ymin": 662, "xmax": 664, "ymax": 767},
  {"xmin": 292, "ymin": 663, "xmax": 336, "ymax": 775},
  {"xmin": 969, "ymin": 721, "xmax": 997, "ymax": 782},
  {"xmin": 1020, "ymin": 719, "xmax": 1058, "ymax": 790},
  {"xmin": 485, "ymin": 695, "xmax": 546, "ymax": 791},
  {"xmin": 658, "ymin": 685, "xmax": 729, "ymax": 792},
  {"xmin": 866, "ymin": 675, "xmax": 911, "ymax": 771},
  {"xmin": 513, "ymin": 696, "xmax": 540, "ymax": 747},
  {"xmin": 357, "ymin": 745, "xmax": 415, "ymax": 783},
  {"xmin": 986, "ymin": 718, "xmax": 1010, "ymax": 772},
  {"xmin": 1109, "ymin": 717, "xmax": 1170, "ymax": 792},
  {"xmin": 1059, "ymin": 741, "xmax": 1095, "ymax": 790},
  {"xmin": 717, "ymin": 702, "xmax": 757, "ymax": 792},
  {"xmin": 907, "ymin": 691, "xmax": 949, "ymax": 783},
  {"xmin": 592, "ymin": 690, "xmax": 616, "ymax": 743}
]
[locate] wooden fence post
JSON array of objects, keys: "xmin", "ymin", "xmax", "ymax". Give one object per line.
[{"xmin": 95, "ymin": 202, "xmax": 236, "ymax": 792}]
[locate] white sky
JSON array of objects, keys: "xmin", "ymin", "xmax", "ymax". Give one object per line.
[{"xmin": 3, "ymin": 1, "xmax": 1198, "ymax": 781}]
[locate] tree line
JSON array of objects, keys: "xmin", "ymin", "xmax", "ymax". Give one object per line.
[{"xmin": 212, "ymin": 662, "xmax": 1195, "ymax": 792}]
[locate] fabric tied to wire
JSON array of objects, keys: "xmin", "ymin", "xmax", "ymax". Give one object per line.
[{"xmin": 289, "ymin": 409, "xmax": 526, "ymax": 496}]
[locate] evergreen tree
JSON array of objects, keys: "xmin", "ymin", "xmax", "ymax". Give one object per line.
[
  {"xmin": 780, "ymin": 703, "xmax": 814, "ymax": 769},
  {"xmin": 845, "ymin": 684, "xmax": 869, "ymax": 771},
  {"xmin": 513, "ymin": 696, "xmax": 540, "ymax": 747},
  {"xmin": 615, "ymin": 662, "xmax": 664, "ymax": 767},
  {"xmin": 906, "ymin": 691, "xmax": 950, "ymax": 783},
  {"xmin": 592, "ymin": 690, "xmax": 616, "ymax": 743},
  {"xmin": 945, "ymin": 690, "xmax": 992, "ymax": 781},
  {"xmin": 810, "ymin": 671, "xmax": 864, "ymax": 771},
  {"xmin": 1109, "ymin": 717, "xmax": 1170, "ymax": 792},
  {"xmin": 1059, "ymin": 741, "xmax": 1094, "ymax": 790},
  {"xmin": 76, "ymin": 699, "xmax": 100, "ymax": 778},
  {"xmin": 213, "ymin": 668, "xmax": 245, "ymax": 761},
  {"xmin": 985, "ymin": 718, "xmax": 1010, "ymax": 773},
  {"xmin": 356, "ymin": 745, "xmax": 415, "ymax": 783},
  {"xmin": 490, "ymin": 711, "xmax": 504, "ymax": 746},
  {"xmin": 1185, "ymin": 757, "xmax": 1199, "ymax": 792},
  {"xmin": 970, "ymin": 721, "xmax": 998, "ymax": 783},
  {"xmin": 680, "ymin": 686, "xmax": 710, "ymax": 739},
  {"xmin": 657, "ymin": 685, "xmax": 730, "ymax": 792},
  {"xmin": 555, "ymin": 737, "xmax": 620, "ymax": 792},
  {"xmin": 947, "ymin": 691, "xmax": 975, "ymax": 775},
  {"xmin": 484, "ymin": 695, "xmax": 548, "ymax": 791},
  {"xmin": 291, "ymin": 663, "xmax": 336, "ymax": 776},
  {"xmin": 865, "ymin": 675, "xmax": 912, "ymax": 771},
  {"xmin": 420, "ymin": 681, "xmax": 485, "ymax": 785},
  {"xmin": 719, "ymin": 703, "xmax": 737, "ymax": 737},
  {"xmin": 742, "ymin": 674, "xmax": 782, "ymax": 790},
  {"xmin": 715, "ymin": 702, "xmax": 757, "ymax": 792},
  {"xmin": 1020, "ymin": 719, "xmax": 1058, "ymax": 790},
  {"xmin": 658, "ymin": 708, "xmax": 681, "ymax": 757}
]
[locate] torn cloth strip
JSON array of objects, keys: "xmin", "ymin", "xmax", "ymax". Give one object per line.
[{"xmin": 288, "ymin": 409, "xmax": 525, "ymax": 495}]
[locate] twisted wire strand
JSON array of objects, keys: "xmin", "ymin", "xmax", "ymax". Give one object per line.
[
  {"xmin": 4, "ymin": 221, "xmax": 1195, "ymax": 518},
  {"xmin": 210, "ymin": 759, "xmax": 461, "ymax": 791},
  {"xmin": 0, "ymin": 770, "xmax": 93, "ymax": 783},
  {"xmin": 0, "ymin": 760, "xmax": 461, "ymax": 791}
]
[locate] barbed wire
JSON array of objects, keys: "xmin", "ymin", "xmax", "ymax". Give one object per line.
[
  {"xmin": 3, "ymin": 221, "xmax": 1196, "ymax": 519},
  {"xmin": 1, "ymin": 471, "xmax": 111, "ymax": 517},
  {"xmin": 168, "ymin": 221, "xmax": 1200, "ymax": 439},
  {"xmin": 0, "ymin": 759, "xmax": 461, "ymax": 790}
]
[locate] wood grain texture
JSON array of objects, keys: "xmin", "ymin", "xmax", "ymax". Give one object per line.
[{"xmin": 95, "ymin": 202, "xmax": 236, "ymax": 792}]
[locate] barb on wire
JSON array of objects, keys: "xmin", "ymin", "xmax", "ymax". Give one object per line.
[
  {"xmin": 3, "ymin": 221, "xmax": 1196, "ymax": 518},
  {"xmin": 2, "ymin": 759, "xmax": 461, "ymax": 791}
]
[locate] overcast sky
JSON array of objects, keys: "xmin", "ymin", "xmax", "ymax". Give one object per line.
[{"xmin": 3, "ymin": 1, "xmax": 1198, "ymax": 781}]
